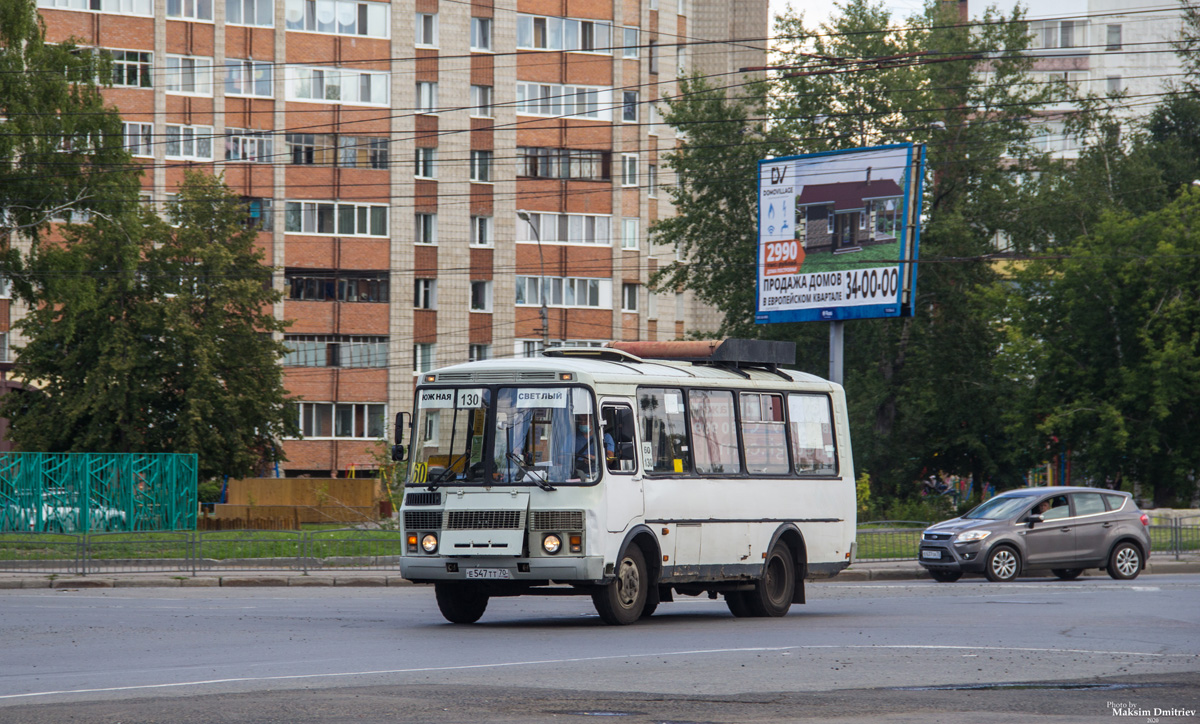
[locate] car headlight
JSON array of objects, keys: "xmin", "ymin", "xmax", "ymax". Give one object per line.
[
  {"xmin": 421, "ymin": 533, "xmax": 439, "ymax": 553},
  {"xmin": 542, "ymin": 534, "xmax": 562, "ymax": 554},
  {"xmin": 956, "ymin": 530, "xmax": 991, "ymax": 543}
]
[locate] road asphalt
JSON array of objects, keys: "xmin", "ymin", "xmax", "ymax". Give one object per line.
[{"xmin": 2, "ymin": 556, "xmax": 1197, "ymax": 589}]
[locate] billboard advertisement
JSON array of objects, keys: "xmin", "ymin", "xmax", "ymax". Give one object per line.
[{"xmin": 755, "ymin": 143, "xmax": 925, "ymax": 324}]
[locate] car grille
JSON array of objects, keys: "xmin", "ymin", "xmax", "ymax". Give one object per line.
[
  {"xmin": 923, "ymin": 533, "xmax": 951, "ymax": 541},
  {"xmin": 446, "ymin": 510, "xmax": 525, "ymax": 530},
  {"xmin": 404, "ymin": 511, "xmax": 443, "ymax": 530},
  {"xmin": 530, "ymin": 511, "xmax": 584, "ymax": 531},
  {"xmin": 405, "ymin": 492, "xmax": 442, "ymax": 506}
]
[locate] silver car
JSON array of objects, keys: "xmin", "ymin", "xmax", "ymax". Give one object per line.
[{"xmin": 917, "ymin": 486, "xmax": 1152, "ymax": 582}]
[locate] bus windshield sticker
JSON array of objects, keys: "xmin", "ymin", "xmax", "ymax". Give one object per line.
[
  {"xmin": 419, "ymin": 390, "xmax": 456, "ymax": 409},
  {"xmin": 412, "ymin": 461, "xmax": 428, "ymax": 484},
  {"xmin": 515, "ymin": 388, "xmax": 568, "ymax": 408},
  {"xmin": 455, "ymin": 388, "xmax": 485, "ymax": 408},
  {"xmin": 673, "ymin": 458, "xmax": 684, "ymax": 473},
  {"xmin": 664, "ymin": 392, "xmax": 682, "ymax": 415},
  {"xmin": 642, "ymin": 442, "xmax": 654, "ymax": 470}
]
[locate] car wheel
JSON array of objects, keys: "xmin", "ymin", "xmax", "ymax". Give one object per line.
[
  {"xmin": 984, "ymin": 545, "xmax": 1021, "ymax": 582},
  {"xmin": 1107, "ymin": 542, "xmax": 1142, "ymax": 580},
  {"xmin": 592, "ymin": 546, "xmax": 648, "ymax": 625},
  {"xmin": 725, "ymin": 591, "xmax": 753, "ymax": 617},
  {"xmin": 1051, "ymin": 568, "xmax": 1084, "ymax": 581},
  {"xmin": 434, "ymin": 583, "xmax": 489, "ymax": 624},
  {"xmin": 745, "ymin": 543, "xmax": 795, "ymax": 617},
  {"xmin": 929, "ymin": 569, "xmax": 963, "ymax": 583}
]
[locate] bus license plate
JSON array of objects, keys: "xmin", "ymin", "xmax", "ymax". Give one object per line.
[
  {"xmin": 465, "ymin": 568, "xmax": 512, "ymax": 580},
  {"xmin": 921, "ymin": 550, "xmax": 942, "ymax": 560}
]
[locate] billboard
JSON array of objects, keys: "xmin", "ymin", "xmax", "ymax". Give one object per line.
[{"xmin": 755, "ymin": 143, "xmax": 925, "ymax": 324}]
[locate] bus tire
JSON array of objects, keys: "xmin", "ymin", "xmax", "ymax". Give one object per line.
[
  {"xmin": 592, "ymin": 546, "xmax": 648, "ymax": 625},
  {"xmin": 434, "ymin": 583, "xmax": 489, "ymax": 624},
  {"xmin": 725, "ymin": 591, "xmax": 753, "ymax": 618},
  {"xmin": 746, "ymin": 542, "xmax": 795, "ymax": 617}
]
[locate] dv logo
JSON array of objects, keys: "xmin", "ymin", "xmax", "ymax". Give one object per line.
[{"xmin": 770, "ymin": 165, "xmax": 788, "ymax": 185}]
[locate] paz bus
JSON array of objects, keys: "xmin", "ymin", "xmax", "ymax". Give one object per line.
[{"xmin": 393, "ymin": 338, "xmax": 856, "ymax": 625}]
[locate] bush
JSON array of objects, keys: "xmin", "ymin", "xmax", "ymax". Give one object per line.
[
  {"xmin": 865, "ymin": 495, "xmax": 957, "ymax": 523},
  {"xmin": 197, "ymin": 480, "xmax": 224, "ymax": 504}
]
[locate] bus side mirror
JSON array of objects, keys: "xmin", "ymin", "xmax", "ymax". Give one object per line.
[
  {"xmin": 394, "ymin": 411, "xmax": 411, "ymax": 445},
  {"xmin": 391, "ymin": 444, "xmax": 408, "ymax": 462}
]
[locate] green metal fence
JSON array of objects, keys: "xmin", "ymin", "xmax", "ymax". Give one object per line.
[{"xmin": 0, "ymin": 452, "xmax": 197, "ymax": 533}]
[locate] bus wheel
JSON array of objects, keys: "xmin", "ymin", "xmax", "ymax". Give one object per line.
[
  {"xmin": 725, "ymin": 591, "xmax": 753, "ymax": 618},
  {"xmin": 747, "ymin": 543, "xmax": 795, "ymax": 617},
  {"xmin": 434, "ymin": 583, "xmax": 489, "ymax": 624},
  {"xmin": 593, "ymin": 546, "xmax": 648, "ymax": 625}
]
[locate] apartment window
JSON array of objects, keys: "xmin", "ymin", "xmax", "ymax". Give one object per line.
[
  {"xmin": 622, "ymin": 283, "xmax": 639, "ymax": 312},
  {"xmin": 1032, "ymin": 19, "xmax": 1087, "ymax": 50},
  {"xmin": 519, "ymin": 340, "xmax": 544, "ymax": 358},
  {"xmin": 39, "ymin": 0, "xmax": 152, "ymax": 14},
  {"xmin": 227, "ymin": 0, "xmax": 272, "ymax": 26},
  {"xmin": 1106, "ymin": 24, "xmax": 1122, "ymax": 51},
  {"xmin": 226, "ymin": 129, "xmax": 273, "ymax": 163},
  {"xmin": 414, "ymin": 279, "xmax": 437, "ymax": 309},
  {"xmin": 622, "ymin": 91, "xmax": 638, "ymax": 122},
  {"xmin": 648, "ymin": 164, "xmax": 658, "ymax": 197},
  {"xmin": 225, "ymin": 59, "xmax": 273, "ymax": 97},
  {"xmin": 165, "ymin": 125, "xmax": 213, "ymax": 160},
  {"xmin": 285, "ymin": 0, "xmax": 389, "ymax": 37},
  {"xmin": 648, "ymin": 40, "xmax": 658, "ymax": 73},
  {"xmin": 471, "ymin": 216, "xmax": 493, "ymax": 246},
  {"xmin": 1106, "ymin": 76, "xmax": 1122, "ymax": 94},
  {"xmin": 622, "ymin": 27, "xmax": 639, "ymax": 57},
  {"xmin": 166, "ymin": 0, "xmax": 212, "ymax": 21},
  {"xmin": 122, "ymin": 122, "xmax": 153, "ymax": 157},
  {"xmin": 287, "ymin": 66, "xmax": 389, "ymax": 105},
  {"xmin": 470, "ymin": 85, "xmax": 494, "ymax": 117},
  {"xmin": 285, "ymin": 270, "xmax": 389, "ymax": 302},
  {"xmin": 568, "ymin": 19, "xmax": 611, "ymax": 53},
  {"xmin": 415, "ymin": 213, "xmax": 437, "ymax": 244},
  {"xmin": 470, "ymin": 17, "xmax": 492, "ymax": 51},
  {"xmin": 516, "ymin": 83, "xmax": 612, "ymax": 120},
  {"xmin": 470, "ymin": 280, "xmax": 493, "ymax": 312},
  {"xmin": 338, "ymin": 136, "xmax": 388, "ymax": 169},
  {"xmin": 415, "ymin": 12, "xmax": 438, "ymax": 46},
  {"xmin": 516, "ymin": 212, "xmax": 610, "ymax": 245},
  {"xmin": 414, "ymin": 343, "xmax": 436, "ymax": 373},
  {"xmin": 469, "ymin": 344, "xmax": 491, "ymax": 362},
  {"xmin": 621, "ymin": 154, "xmax": 638, "ymax": 187},
  {"xmin": 291, "ymin": 402, "xmax": 385, "ymax": 439},
  {"xmin": 517, "ymin": 15, "xmax": 612, "ymax": 52},
  {"xmin": 287, "ymin": 133, "xmax": 335, "ymax": 164},
  {"xmin": 416, "ymin": 81, "xmax": 438, "ymax": 113},
  {"xmin": 415, "ymin": 147, "xmax": 437, "ymax": 178},
  {"xmin": 647, "ymin": 291, "xmax": 657, "ymax": 319},
  {"xmin": 649, "ymin": 0, "xmax": 657, "ymax": 9},
  {"xmin": 109, "ymin": 50, "xmax": 152, "ymax": 88},
  {"xmin": 244, "ymin": 197, "xmax": 273, "ymax": 230},
  {"xmin": 166, "ymin": 56, "xmax": 213, "ymax": 95},
  {"xmin": 515, "ymin": 276, "xmax": 610, "ymax": 308},
  {"xmin": 622, "ymin": 218, "xmax": 639, "ymax": 249},
  {"xmin": 283, "ymin": 335, "xmax": 387, "ymax": 368},
  {"xmin": 470, "ymin": 150, "xmax": 493, "ymax": 182},
  {"xmin": 518, "ymin": 147, "xmax": 611, "ymax": 180},
  {"xmin": 284, "ymin": 201, "xmax": 387, "ymax": 236}
]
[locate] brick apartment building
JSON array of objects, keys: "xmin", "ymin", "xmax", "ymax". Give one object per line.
[{"xmin": 28, "ymin": 0, "xmax": 766, "ymax": 476}]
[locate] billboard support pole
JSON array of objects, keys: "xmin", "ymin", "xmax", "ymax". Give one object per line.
[{"xmin": 829, "ymin": 320, "xmax": 844, "ymax": 386}]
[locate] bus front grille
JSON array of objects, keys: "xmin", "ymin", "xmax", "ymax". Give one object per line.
[
  {"xmin": 404, "ymin": 511, "xmax": 443, "ymax": 530},
  {"xmin": 446, "ymin": 510, "xmax": 525, "ymax": 530},
  {"xmin": 530, "ymin": 511, "xmax": 584, "ymax": 531}
]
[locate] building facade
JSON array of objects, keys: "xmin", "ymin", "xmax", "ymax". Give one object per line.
[{"xmin": 32, "ymin": 0, "xmax": 763, "ymax": 476}]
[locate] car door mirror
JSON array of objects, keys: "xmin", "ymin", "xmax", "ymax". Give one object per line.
[{"xmin": 1027, "ymin": 513, "xmax": 1043, "ymax": 526}]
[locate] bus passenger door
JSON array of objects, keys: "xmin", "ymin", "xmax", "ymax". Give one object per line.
[{"xmin": 602, "ymin": 402, "xmax": 644, "ymax": 533}]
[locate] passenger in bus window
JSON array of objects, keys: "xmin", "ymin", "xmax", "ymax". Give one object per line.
[{"xmin": 574, "ymin": 415, "xmax": 600, "ymax": 476}]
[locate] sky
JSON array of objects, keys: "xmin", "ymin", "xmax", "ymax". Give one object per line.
[{"xmin": 767, "ymin": 0, "xmax": 929, "ymax": 33}]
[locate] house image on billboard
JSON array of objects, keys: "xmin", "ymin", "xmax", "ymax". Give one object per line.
[{"xmin": 795, "ymin": 168, "xmax": 904, "ymax": 255}]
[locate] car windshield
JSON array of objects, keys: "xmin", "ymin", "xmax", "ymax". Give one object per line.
[
  {"xmin": 409, "ymin": 386, "xmax": 600, "ymax": 487},
  {"xmin": 962, "ymin": 495, "xmax": 1034, "ymax": 520}
]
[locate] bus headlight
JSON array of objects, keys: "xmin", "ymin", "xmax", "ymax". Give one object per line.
[
  {"xmin": 542, "ymin": 534, "xmax": 562, "ymax": 554},
  {"xmin": 421, "ymin": 534, "xmax": 439, "ymax": 553}
]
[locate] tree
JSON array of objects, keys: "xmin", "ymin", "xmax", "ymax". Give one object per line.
[
  {"xmin": 3, "ymin": 173, "xmax": 295, "ymax": 481},
  {"xmin": 1009, "ymin": 190, "xmax": 1200, "ymax": 505},
  {"xmin": 0, "ymin": 0, "xmax": 138, "ymax": 240}
]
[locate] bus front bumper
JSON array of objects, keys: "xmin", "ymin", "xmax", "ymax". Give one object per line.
[{"xmin": 401, "ymin": 555, "xmax": 606, "ymax": 583}]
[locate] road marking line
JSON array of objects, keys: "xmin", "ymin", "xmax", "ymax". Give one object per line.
[{"xmin": 3, "ymin": 644, "xmax": 1195, "ymax": 701}]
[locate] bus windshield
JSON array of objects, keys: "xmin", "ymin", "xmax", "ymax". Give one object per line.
[{"xmin": 410, "ymin": 386, "xmax": 601, "ymax": 487}]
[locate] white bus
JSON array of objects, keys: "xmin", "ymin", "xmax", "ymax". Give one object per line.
[{"xmin": 394, "ymin": 339, "xmax": 856, "ymax": 625}]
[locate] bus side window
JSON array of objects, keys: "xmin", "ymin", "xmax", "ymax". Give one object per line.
[
  {"xmin": 787, "ymin": 393, "xmax": 838, "ymax": 476},
  {"xmin": 741, "ymin": 392, "xmax": 788, "ymax": 475},
  {"xmin": 637, "ymin": 388, "xmax": 691, "ymax": 474},
  {"xmin": 602, "ymin": 405, "xmax": 637, "ymax": 473}
]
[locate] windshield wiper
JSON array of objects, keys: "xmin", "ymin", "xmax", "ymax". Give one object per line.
[
  {"xmin": 505, "ymin": 452, "xmax": 556, "ymax": 492},
  {"xmin": 425, "ymin": 453, "xmax": 472, "ymax": 491}
]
